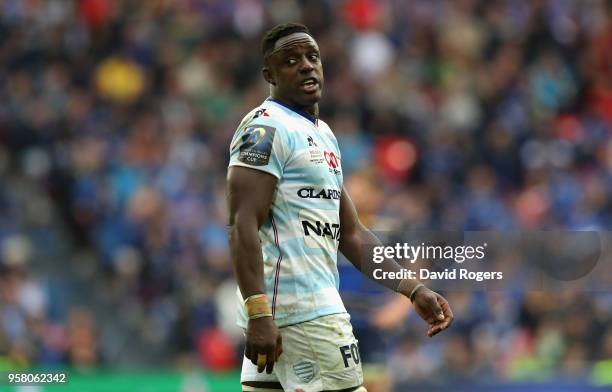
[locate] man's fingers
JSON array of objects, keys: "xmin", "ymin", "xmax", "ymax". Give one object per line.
[
  {"xmin": 275, "ymin": 334, "xmax": 283, "ymax": 360},
  {"xmin": 428, "ymin": 323, "xmax": 445, "ymax": 337},
  {"xmin": 426, "ymin": 320, "xmax": 451, "ymax": 337},
  {"xmin": 439, "ymin": 297, "xmax": 454, "ymax": 321},
  {"xmin": 256, "ymin": 352, "xmax": 267, "ymax": 373},
  {"xmin": 428, "ymin": 327, "xmax": 440, "ymax": 337},
  {"xmin": 429, "ymin": 295, "xmax": 445, "ymax": 321},
  {"xmin": 265, "ymin": 361, "xmax": 275, "ymax": 374},
  {"xmin": 265, "ymin": 347, "xmax": 275, "ymax": 374},
  {"xmin": 425, "ymin": 296, "xmax": 454, "ymax": 337},
  {"xmin": 439, "ymin": 309, "xmax": 453, "ymax": 329}
]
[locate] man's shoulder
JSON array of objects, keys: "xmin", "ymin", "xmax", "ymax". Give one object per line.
[
  {"xmin": 237, "ymin": 100, "xmax": 293, "ymax": 131},
  {"xmin": 316, "ymin": 119, "xmax": 338, "ymax": 141},
  {"xmin": 229, "ymin": 102, "xmax": 296, "ymax": 155},
  {"xmin": 317, "ymin": 118, "xmax": 332, "ymax": 131}
]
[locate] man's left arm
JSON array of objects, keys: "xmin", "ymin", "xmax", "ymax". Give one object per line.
[{"xmin": 338, "ymin": 186, "xmax": 454, "ymax": 337}]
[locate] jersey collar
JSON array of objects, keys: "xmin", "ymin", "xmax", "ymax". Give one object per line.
[{"xmin": 267, "ymin": 97, "xmax": 318, "ymax": 125}]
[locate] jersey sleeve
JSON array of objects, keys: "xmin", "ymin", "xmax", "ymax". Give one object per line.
[{"xmin": 228, "ymin": 116, "xmax": 289, "ymax": 179}]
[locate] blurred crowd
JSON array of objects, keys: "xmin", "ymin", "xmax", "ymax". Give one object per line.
[{"xmin": 0, "ymin": 0, "xmax": 611, "ymax": 388}]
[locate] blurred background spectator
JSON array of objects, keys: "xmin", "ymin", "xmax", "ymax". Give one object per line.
[{"xmin": 0, "ymin": 0, "xmax": 610, "ymax": 389}]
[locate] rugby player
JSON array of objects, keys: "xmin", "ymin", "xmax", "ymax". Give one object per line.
[{"xmin": 227, "ymin": 23, "xmax": 453, "ymax": 392}]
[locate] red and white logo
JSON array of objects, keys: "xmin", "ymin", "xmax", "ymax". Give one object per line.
[{"xmin": 324, "ymin": 151, "xmax": 339, "ymax": 169}]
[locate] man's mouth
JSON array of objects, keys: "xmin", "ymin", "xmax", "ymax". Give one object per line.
[{"xmin": 299, "ymin": 77, "xmax": 319, "ymax": 93}]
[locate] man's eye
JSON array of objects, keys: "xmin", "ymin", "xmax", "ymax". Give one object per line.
[
  {"xmin": 287, "ymin": 59, "xmax": 297, "ymax": 65},
  {"xmin": 309, "ymin": 54, "xmax": 320, "ymax": 62}
]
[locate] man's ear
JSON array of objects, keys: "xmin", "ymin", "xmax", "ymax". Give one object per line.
[{"xmin": 262, "ymin": 67, "xmax": 276, "ymax": 86}]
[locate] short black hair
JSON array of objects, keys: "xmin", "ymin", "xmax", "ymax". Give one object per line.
[{"xmin": 261, "ymin": 23, "xmax": 313, "ymax": 58}]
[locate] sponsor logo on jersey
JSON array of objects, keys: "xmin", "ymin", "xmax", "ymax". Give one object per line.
[
  {"xmin": 308, "ymin": 148, "xmax": 324, "ymax": 164},
  {"xmin": 253, "ymin": 108, "xmax": 269, "ymax": 118},
  {"xmin": 324, "ymin": 151, "xmax": 341, "ymax": 175},
  {"xmin": 324, "ymin": 151, "xmax": 338, "ymax": 168},
  {"xmin": 307, "ymin": 135, "xmax": 317, "ymax": 147},
  {"xmin": 302, "ymin": 219, "xmax": 340, "ymax": 240},
  {"xmin": 340, "ymin": 343, "xmax": 361, "ymax": 368},
  {"xmin": 297, "ymin": 187, "xmax": 341, "ymax": 200},
  {"xmin": 299, "ymin": 209, "xmax": 339, "ymax": 250}
]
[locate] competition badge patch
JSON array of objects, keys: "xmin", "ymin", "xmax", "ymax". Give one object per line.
[{"xmin": 238, "ymin": 125, "xmax": 276, "ymax": 166}]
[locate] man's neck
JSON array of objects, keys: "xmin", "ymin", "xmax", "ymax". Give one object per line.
[
  {"xmin": 306, "ymin": 105, "xmax": 318, "ymax": 118},
  {"xmin": 269, "ymin": 96, "xmax": 319, "ymax": 122}
]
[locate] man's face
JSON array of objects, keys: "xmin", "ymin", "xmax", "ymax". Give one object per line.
[{"xmin": 264, "ymin": 33, "xmax": 324, "ymax": 109}]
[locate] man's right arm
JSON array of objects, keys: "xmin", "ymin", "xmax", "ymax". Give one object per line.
[
  {"xmin": 227, "ymin": 166, "xmax": 276, "ymax": 298},
  {"xmin": 227, "ymin": 166, "xmax": 282, "ymax": 374}
]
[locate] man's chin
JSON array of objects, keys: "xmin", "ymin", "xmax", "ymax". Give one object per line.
[{"xmin": 298, "ymin": 91, "xmax": 322, "ymax": 106}]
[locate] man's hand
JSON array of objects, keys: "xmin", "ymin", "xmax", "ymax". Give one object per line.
[
  {"xmin": 245, "ymin": 317, "xmax": 283, "ymax": 374},
  {"xmin": 411, "ymin": 287, "xmax": 454, "ymax": 337}
]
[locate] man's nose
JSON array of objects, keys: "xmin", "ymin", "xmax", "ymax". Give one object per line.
[{"xmin": 299, "ymin": 57, "xmax": 314, "ymax": 72}]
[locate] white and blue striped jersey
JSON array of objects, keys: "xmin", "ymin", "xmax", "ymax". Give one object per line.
[{"xmin": 228, "ymin": 98, "xmax": 347, "ymax": 328}]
